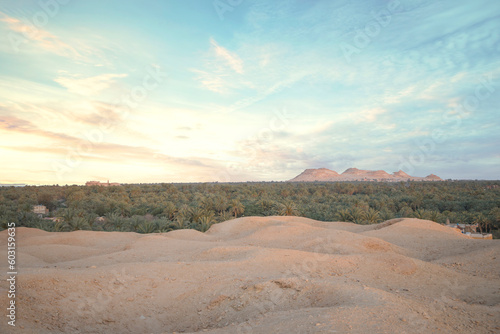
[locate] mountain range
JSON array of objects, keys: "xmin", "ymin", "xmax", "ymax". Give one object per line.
[{"xmin": 289, "ymin": 168, "xmax": 443, "ymax": 182}]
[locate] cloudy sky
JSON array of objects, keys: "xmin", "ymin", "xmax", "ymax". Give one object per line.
[{"xmin": 0, "ymin": 0, "xmax": 499, "ymax": 185}]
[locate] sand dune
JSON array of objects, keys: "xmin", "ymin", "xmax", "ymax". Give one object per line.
[{"xmin": 1, "ymin": 217, "xmax": 499, "ymax": 333}]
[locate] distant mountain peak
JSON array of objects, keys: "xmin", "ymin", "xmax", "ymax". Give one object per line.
[
  {"xmin": 342, "ymin": 167, "xmax": 361, "ymax": 174},
  {"xmin": 289, "ymin": 168, "xmax": 339, "ymax": 182},
  {"xmin": 424, "ymin": 174, "xmax": 443, "ymax": 180},
  {"xmin": 289, "ymin": 168, "xmax": 443, "ymax": 182},
  {"xmin": 393, "ymin": 170, "xmax": 411, "ymax": 178}
]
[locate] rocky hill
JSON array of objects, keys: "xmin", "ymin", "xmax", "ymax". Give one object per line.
[
  {"xmin": 288, "ymin": 168, "xmax": 340, "ymax": 182},
  {"xmin": 289, "ymin": 168, "xmax": 443, "ymax": 182}
]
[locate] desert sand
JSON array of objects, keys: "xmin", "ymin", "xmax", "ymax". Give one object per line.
[{"xmin": 1, "ymin": 217, "xmax": 499, "ymax": 333}]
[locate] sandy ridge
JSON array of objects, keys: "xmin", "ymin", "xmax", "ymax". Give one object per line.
[{"xmin": 0, "ymin": 217, "xmax": 498, "ymax": 333}]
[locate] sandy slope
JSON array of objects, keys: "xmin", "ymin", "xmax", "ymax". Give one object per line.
[{"xmin": 0, "ymin": 217, "xmax": 499, "ymax": 334}]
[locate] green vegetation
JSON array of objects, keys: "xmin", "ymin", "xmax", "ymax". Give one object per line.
[{"xmin": 0, "ymin": 181, "xmax": 499, "ymax": 236}]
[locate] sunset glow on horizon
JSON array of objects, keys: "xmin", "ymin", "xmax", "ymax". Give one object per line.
[{"xmin": 1, "ymin": 0, "xmax": 499, "ymax": 185}]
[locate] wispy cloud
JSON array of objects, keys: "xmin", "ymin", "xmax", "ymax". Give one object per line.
[
  {"xmin": 54, "ymin": 72, "xmax": 127, "ymax": 95},
  {"xmin": 356, "ymin": 108, "xmax": 387, "ymax": 123},
  {"xmin": 210, "ymin": 37, "xmax": 244, "ymax": 74},
  {"xmin": 0, "ymin": 11, "xmax": 116, "ymax": 67},
  {"xmin": 191, "ymin": 38, "xmax": 245, "ymax": 94},
  {"xmin": 191, "ymin": 69, "xmax": 227, "ymax": 94},
  {"xmin": 0, "ymin": 11, "xmax": 80, "ymax": 58}
]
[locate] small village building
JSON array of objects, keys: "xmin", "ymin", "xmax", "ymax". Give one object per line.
[
  {"xmin": 33, "ymin": 205, "xmax": 49, "ymax": 216},
  {"xmin": 468, "ymin": 233, "xmax": 493, "ymax": 240},
  {"xmin": 446, "ymin": 223, "xmax": 478, "ymax": 233},
  {"xmin": 446, "ymin": 223, "xmax": 492, "ymax": 239}
]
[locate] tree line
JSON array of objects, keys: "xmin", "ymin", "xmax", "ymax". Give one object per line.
[{"xmin": 0, "ymin": 181, "xmax": 499, "ymax": 237}]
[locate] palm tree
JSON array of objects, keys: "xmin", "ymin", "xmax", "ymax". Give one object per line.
[
  {"xmin": 362, "ymin": 208, "xmax": 381, "ymax": 224},
  {"xmin": 214, "ymin": 196, "xmax": 228, "ymax": 215},
  {"xmin": 412, "ymin": 209, "xmax": 430, "ymax": 220},
  {"xmin": 335, "ymin": 208, "xmax": 351, "ymax": 222},
  {"xmin": 0, "ymin": 219, "xmax": 8, "ymax": 231},
  {"xmin": 398, "ymin": 206, "xmax": 413, "ymax": 218},
  {"xmin": 189, "ymin": 207, "xmax": 205, "ymax": 223},
  {"xmin": 428, "ymin": 210, "xmax": 440, "ymax": 223},
  {"xmin": 230, "ymin": 200, "xmax": 245, "ymax": 218},
  {"xmin": 162, "ymin": 202, "xmax": 177, "ymax": 220},
  {"xmin": 473, "ymin": 213, "xmax": 490, "ymax": 234},
  {"xmin": 51, "ymin": 221, "xmax": 67, "ymax": 232},
  {"xmin": 279, "ymin": 200, "xmax": 299, "ymax": 216},
  {"xmin": 115, "ymin": 201, "xmax": 131, "ymax": 216},
  {"xmin": 489, "ymin": 207, "xmax": 500, "ymax": 230},
  {"xmin": 379, "ymin": 208, "xmax": 394, "ymax": 222},
  {"xmin": 86, "ymin": 213, "xmax": 98, "ymax": 230},
  {"xmin": 259, "ymin": 199, "xmax": 273, "ymax": 210},
  {"xmin": 259, "ymin": 199, "xmax": 278, "ymax": 216},
  {"xmin": 218, "ymin": 211, "xmax": 233, "ymax": 223},
  {"xmin": 198, "ymin": 213, "xmax": 215, "ymax": 232},
  {"xmin": 156, "ymin": 218, "xmax": 174, "ymax": 233},
  {"xmin": 66, "ymin": 216, "xmax": 89, "ymax": 231},
  {"xmin": 128, "ymin": 216, "xmax": 143, "ymax": 232},
  {"xmin": 61, "ymin": 208, "xmax": 76, "ymax": 225},
  {"xmin": 138, "ymin": 221, "xmax": 157, "ymax": 234},
  {"xmin": 105, "ymin": 212, "xmax": 124, "ymax": 231},
  {"xmin": 177, "ymin": 204, "xmax": 190, "ymax": 220},
  {"xmin": 349, "ymin": 207, "xmax": 364, "ymax": 224},
  {"xmin": 201, "ymin": 197, "xmax": 214, "ymax": 212},
  {"xmin": 173, "ymin": 215, "xmax": 188, "ymax": 229}
]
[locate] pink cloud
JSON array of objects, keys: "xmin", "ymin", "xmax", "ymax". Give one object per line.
[{"xmin": 0, "ymin": 11, "xmax": 81, "ymax": 59}]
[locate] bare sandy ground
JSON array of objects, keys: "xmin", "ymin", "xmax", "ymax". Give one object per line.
[{"xmin": 0, "ymin": 217, "xmax": 499, "ymax": 333}]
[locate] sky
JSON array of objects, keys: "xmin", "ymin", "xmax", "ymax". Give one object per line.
[{"xmin": 0, "ymin": 0, "xmax": 499, "ymax": 185}]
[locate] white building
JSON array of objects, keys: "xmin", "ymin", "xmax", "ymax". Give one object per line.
[{"xmin": 33, "ymin": 205, "xmax": 49, "ymax": 216}]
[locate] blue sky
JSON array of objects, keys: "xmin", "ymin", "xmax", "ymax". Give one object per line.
[{"xmin": 0, "ymin": 0, "xmax": 499, "ymax": 184}]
